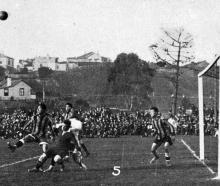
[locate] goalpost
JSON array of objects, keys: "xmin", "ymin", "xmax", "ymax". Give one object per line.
[{"xmin": 198, "ymin": 56, "xmax": 220, "ymax": 179}]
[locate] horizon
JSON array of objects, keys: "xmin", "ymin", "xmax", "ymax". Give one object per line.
[{"xmin": 1, "ymin": 0, "xmax": 220, "ymax": 65}]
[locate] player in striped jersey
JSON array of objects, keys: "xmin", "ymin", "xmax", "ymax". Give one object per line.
[
  {"xmin": 64, "ymin": 102, "xmax": 74, "ymax": 120},
  {"xmin": 149, "ymin": 107, "xmax": 173, "ymax": 167},
  {"xmin": 7, "ymin": 103, "xmax": 55, "ymax": 153}
]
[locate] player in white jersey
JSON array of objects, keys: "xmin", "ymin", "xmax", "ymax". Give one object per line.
[
  {"xmin": 55, "ymin": 103, "xmax": 89, "ymax": 166},
  {"xmin": 63, "ymin": 103, "xmax": 90, "ymax": 157}
]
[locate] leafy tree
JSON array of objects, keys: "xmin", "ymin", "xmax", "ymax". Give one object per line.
[
  {"xmin": 150, "ymin": 28, "xmax": 194, "ymax": 114},
  {"xmin": 38, "ymin": 67, "xmax": 53, "ymax": 102},
  {"xmin": 38, "ymin": 67, "xmax": 53, "ymax": 79},
  {"xmin": 156, "ymin": 61, "xmax": 167, "ymax": 67},
  {"xmin": 108, "ymin": 53, "xmax": 155, "ymax": 110}
]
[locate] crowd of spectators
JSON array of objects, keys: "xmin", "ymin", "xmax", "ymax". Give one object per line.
[{"xmin": 0, "ymin": 105, "xmax": 218, "ymax": 139}]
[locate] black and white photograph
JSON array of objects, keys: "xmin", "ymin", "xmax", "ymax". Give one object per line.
[{"xmin": 0, "ymin": 0, "xmax": 220, "ymax": 185}]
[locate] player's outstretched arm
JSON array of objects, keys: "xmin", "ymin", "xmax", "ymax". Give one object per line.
[{"xmin": 55, "ymin": 123, "xmax": 65, "ymax": 128}]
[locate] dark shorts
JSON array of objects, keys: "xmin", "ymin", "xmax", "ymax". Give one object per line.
[
  {"xmin": 78, "ymin": 130, "xmax": 83, "ymax": 140},
  {"xmin": 153, "ymin": 135, "xmax": 173, "ymax": 146},
  {"xmin": 46, "ymin": 146, "xmax": 68, "ymax": 158}
]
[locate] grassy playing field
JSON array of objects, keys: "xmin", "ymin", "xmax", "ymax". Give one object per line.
[{"xmin": 0, "ymin": 135, "xmax": 219, "ymax": 186}]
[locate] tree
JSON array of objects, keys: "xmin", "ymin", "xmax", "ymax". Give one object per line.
[
  {"xmin": 150, "ymin": 28, "xmax": 194, "ymax": 115},
  {"xmin": 38, "ymin": 67, "xmax": 53, "ymax": 79},
  {"xmin": 38, "ymin": 67, "xmax": 53, "ymax": 102},
  {"xmin": 108, "ymin": 53, "xmax": 155, "ymax": 110}
]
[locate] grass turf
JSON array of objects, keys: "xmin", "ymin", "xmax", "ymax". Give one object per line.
[{"xmin": 0, "ymin": 136, "xmax": 219, "ymax": 186}]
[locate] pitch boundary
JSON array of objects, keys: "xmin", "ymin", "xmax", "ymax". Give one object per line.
[
  {"xmin": 0, "ymin": 155, "xmax": 39, "ymax": 169},
  {"xmin": 180, "ymin": 139, "xmax": 215, "ymax": 175}
]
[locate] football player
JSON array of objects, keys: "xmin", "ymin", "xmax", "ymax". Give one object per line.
[
  {"xmin": 7, "ymin": 103, "xmax": 55, "ymax": 153},
  {"xmin": 28, "ymin": 119, "xmax": 87, "ymax": 172},
  {"xmin": 149, "ymin": 107, "xmax": 173, "ymax": 167},
  {"xmin": 58, "ymin": 103, "xmax": 90, "ymax": 157}
]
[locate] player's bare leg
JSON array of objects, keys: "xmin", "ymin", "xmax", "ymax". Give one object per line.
[
  {"xmin": 164, "ymin": 142, "xmax": 171, "ymax": 167},
  {"xmin": 28, "ymin": 153, "xmax": 47, "ymax": 172},
  {"xmin": 80, "ymin": 140, "xmax": 90, "ymax": 157},
  {"xmin": 44, "ymin": 165, "xmax": 54, "ymax": 172},
  {"xmin": 7, "ymin": 139, "xmax": 25, "ymax": 152},
  {"xmin": 55, "ymin": 155, "xmax": 65, "ymax": 172},
  {"xmin": 150, "ymin": 143, "xmax": 160, "ymax": 164},
  {"xmin": 39, "ymin": 142, "xmax": 48, "ymax": 153},
  {"xmin": 44, "ymin": 155, "xmax": 64, "ymax": 172},
  {"xmin": 72, "ymin": 150, "xmax": 87, "ymax": 170}
]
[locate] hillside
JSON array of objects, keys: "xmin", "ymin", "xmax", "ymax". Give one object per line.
[
  {"xmin": 39, "ymin": 61, "xmax": 214, "ymax": 111},
  {"xmin": 151, "ymin": 60, "xmax": 215, "ymax": 112},
  {"xmin": 0, "ymin": 61, "xmax": 213, "ymax": 111}
]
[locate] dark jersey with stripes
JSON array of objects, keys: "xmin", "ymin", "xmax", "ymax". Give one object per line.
[
  {"xmin": 31, "ymin": 113, "xmax": 54, "ymax": 138},
  {"xmin": 64, "ymin": 111, "xmax": 73, "ymax": 120},
  {"xmin": 152, "ymin": 117, "xmax": 170, "ymax": 138}
]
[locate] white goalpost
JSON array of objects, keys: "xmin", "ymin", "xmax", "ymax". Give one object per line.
[{"xmin": 198, "ymin": 56, "xmax": 220, "ymax": 179}]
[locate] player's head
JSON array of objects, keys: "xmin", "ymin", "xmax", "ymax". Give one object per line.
[
  {"xmin": 149, "ymin": 106, "xmax": 159, "ymax": 117},
  {"xmin": 63, "ymin": 119, "xmax": 71, "ymax": 131},
  {"xmin": 65, "ymin": 102, "xmax": 73, "ymax": 112},
  {"xmin": 37, "ymin": 102, "xmax": 47, "ymax": 114}
]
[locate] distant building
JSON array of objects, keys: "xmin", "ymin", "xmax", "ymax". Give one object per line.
[
  {"xmin": 17, "ymin": 52, "xmax": 111, "ymax": 72},
  {"xmin": 0, "ymin": 53, "xmax": 14, "ymax": 69},
  {"xmin": 55, "ymin": 61, "xmax": 67, "ymax": 71},
  {"xmin": 33, "ymin": 55, "xmax": 58, "ymax": 71},
  {"xmin": 18, "ymin": 59, "xmax": 34, "ymax": 71},
  {"xmin": 67, "ymin": 52, "xmax": 111, "ymax": 69},
  {"xmin": 0, "ymin": 77, "xmax": 36, "ymax": 100}
]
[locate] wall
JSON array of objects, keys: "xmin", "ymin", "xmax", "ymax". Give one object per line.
[{"xmin": 56, "ymin": 63, "xmax": 67, "ymax": 71}]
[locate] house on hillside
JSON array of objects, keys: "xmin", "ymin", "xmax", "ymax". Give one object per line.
[
  {"xmin": 67, "ymin": 52, "xmax": 111, "ymax": 69},
  {"xmin": 32, "ymin": 55, "xmax": 59, "ymax": 71},
  {"xmin": 0, "ymin": 77, "xmax": 36, "ymax": 100},
  {"xmin": 18, "ymin": 52, "xmax": 111, "ymax": 72},
  {"xmin": 0, "ymin": 53, "xmax": 14, "ymax": 69}
]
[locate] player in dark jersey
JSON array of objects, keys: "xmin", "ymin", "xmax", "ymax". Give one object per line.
[
  {"xmin": 28, "ymin": 119, "xmax": 87, "ymax": 172},
  {"xmin": 7, "ymin": 103, "xmax": 55, "ymax": 153},
  {"xmin": 149, "ymin": 107, "xmax": 173, "ymax": 167}
]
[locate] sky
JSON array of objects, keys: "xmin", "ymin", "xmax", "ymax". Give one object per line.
[{"xmin": 1, "ymin": 0, "xmax": 220, "ymax": 64}]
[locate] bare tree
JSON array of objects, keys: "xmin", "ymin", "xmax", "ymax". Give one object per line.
[{"xmin": 150, "ymin": 28, "xmax": 194, "ymax": 115}]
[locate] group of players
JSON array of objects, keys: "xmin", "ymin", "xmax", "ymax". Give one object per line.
[
  {"xmin": 7, "ymin": 103, "xmax": 177, "ymax": 172},
  {"xmin": 7, "ymin": 102, "xmax": 90, "ymax": 172}
]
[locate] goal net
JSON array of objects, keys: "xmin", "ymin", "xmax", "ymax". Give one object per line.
[{"xmin": 198, "ymin": 56, "xmax": 220, "ymax": 179}]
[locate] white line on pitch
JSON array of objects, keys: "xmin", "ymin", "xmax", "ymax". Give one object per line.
[
  {"xmin": 180, "ymin": 139, "xmax": 215, "ymax": 175},
  {"xmin": 0, "ymin": 155, "xmax": 39, "ymax": 168},
  {"xmin": 121, "ymin": 143, "xmax": 125, "ymax": 168}
]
